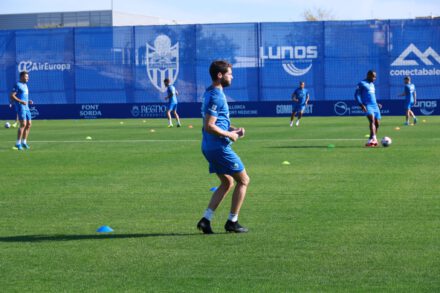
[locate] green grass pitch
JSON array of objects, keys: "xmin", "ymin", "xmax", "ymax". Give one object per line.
[{"xmin": 0, "ymin": 116, "xmax": 439, "ymax": 292}]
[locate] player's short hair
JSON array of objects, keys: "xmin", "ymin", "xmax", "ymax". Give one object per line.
[
  {"xmin": 209, "ymin": 60, "xmax": 232, "ymax": 81},
  {"xmin": 163, "ymin": 78, "xmax": 170, "ymax": 83},
  {"xmin": 404, "ymin": 76, "xmax": 411, "ymax": 80},
  {"xmin": 367, "ymin": 70, "xmax": 376, "ymax": 77},
  {"xmin": 299, "ymin": 81, "xmax": 305, "ymax": 85},
  {"xmin": 19, "ymin": 71, "xmax": 29, "ymax": 78}
]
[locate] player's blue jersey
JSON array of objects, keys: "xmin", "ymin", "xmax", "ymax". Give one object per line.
[
  {"xmin": 293, "ymin": 88, "xmax": 309, "ymax": 105},
  {"xmin": 201, "ymin": 85, "xmax": 231, "ymax": 151},
  {"xmin": 167, "ymin": 85, "xmax": 177, "ymax": 105},
  {"xmin": 11, "ymin": 82, "xmax": 29, "ymax": 111},
  {"xmin": 404, "ymin": 83, "xmax": 416, "ymax": 103},
  {"xmin": 355, "ymin": 80, "xmax": 377, "ymax": 106}
]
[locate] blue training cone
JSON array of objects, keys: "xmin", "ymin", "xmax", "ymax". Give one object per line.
[
  {"xmin": 96, "ymin": 225, "xmax": 113, "ymax": 233},
  {"xmin": 210, "ymin": 187, "xmax": 218, "ymax": 192}
]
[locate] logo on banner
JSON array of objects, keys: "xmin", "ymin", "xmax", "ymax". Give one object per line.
[
  {"xmin": 391, "ymin": 44, "xmax": 440, "ymax": 66},
  {"xmin": 29, "ymin": 106, "xmax": 39, "ymax": 119},
  {"xmin": 260, "ymin": 46, "xmax": 318, "ymax": 76},
  {"xmin": 334, "ymin": 101, "xmax": 349, "ymax": 116},
  {"xmin": 80, "ymin": 104, "xmax": 102, "ymax": 119},
  {"xmin": 131, "ymin": 104, "xmax": 167, "ymax": 118},
  {"xmin": 275, "ymin": 103, "xmax": 313, "ymax": 114},
  {"xmin": 131, "ymin": 106, "xmax": 140, "ymax": 117},
  {"xmin": 18, "ymin": 61, "xmax": 71, "ymax": 72},
  {"xmin": 146, "ymin": 35, "xmax": 179, "ymax": 92},
  {"xmin": 390, "ymin": 44, "xmax": 440, "ymax": 76},
  {"xmin": 333, "ymin": 101, "xmax": 365, "ymax": 116},
  {"xmin": 414, "ymin": 100, "xmax": 437, "ymax": 115}
]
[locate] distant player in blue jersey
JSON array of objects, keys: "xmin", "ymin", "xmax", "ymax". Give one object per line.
[
  {"xmin": 164, "ymin": 78, "xmax": 181, "ymax": 128},
  {"xmin": 10, "ymin": 71, "xmax": 33, "ymax": 150},
  {"xmin": 290, "ymin": 81, "xmax": 310, "ymax": 127},
  {"xmin": 354, "ymin": 70, "xmax": 382, "ymax": 147},
  {"xmin": 197, "ymin": 60, "xmax": 250, "ymax": 234},
  {"xmin": 398, "ymin": 76, "xmax": 417, "ymax": 125}
]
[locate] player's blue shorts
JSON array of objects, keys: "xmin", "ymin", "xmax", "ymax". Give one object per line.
[
  {"xmin": 406, "ymin": 101, "xmax": 414, "ymax": 110},
  {"xmin": 202, "ymin": 145, "xmax": 245, "ymax": 175},
  {"xmin": 293, "ymin": 104, "xmax": 306, "ymax": 113},
  {"xmin": 365, "ymin": 104, "xmax": 381, "ymax": 120},
  {"xmin": 16, "ymin": 108, "xmax": 32, "ymax": 121},
  {"xmin": 167, "ymin": 103, "xmax": 178, "ymax": 111}
]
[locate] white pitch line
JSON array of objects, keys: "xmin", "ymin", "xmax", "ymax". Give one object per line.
[
  {"xmin": 2, "ymin": 138, "xmax": 366, "ymax": 144},
  {"xmin": 18, "ymin": 139, "xmax": 200, "ymax": 143}
]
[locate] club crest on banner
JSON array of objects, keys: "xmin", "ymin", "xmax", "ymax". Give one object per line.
[{"xmin": 146, "ymin": 35, "xmax": 179, "ymax": 92}]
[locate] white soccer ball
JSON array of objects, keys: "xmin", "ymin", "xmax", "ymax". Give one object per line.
[
  {"xmin": 381, "ymin": 136, "xmax": 392, "ymax": 147},
  {"xmin": 4, "ymin": 122, "xmax": 11, "ymax": 129}
]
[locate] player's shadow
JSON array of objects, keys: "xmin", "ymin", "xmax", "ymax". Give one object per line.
[
  {"xmin": 267, "ymin": 145, "xmax": 357, "ymax": 149},
  {"xmin": 0, "ymin": 232, "xmax": 215, "ymax": 243}
]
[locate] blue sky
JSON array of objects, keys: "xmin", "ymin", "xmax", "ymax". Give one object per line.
[{"xmin": 1, "ymin": 0, "xmax": 439, "ymax": 23}]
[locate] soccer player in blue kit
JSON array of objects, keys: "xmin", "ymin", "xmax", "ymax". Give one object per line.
[
  {"xmin": 197, "ymin": 60, "xmax": 250, "ymax": 234},
  {"xmin": 354, "ymin": 70, "xmax": 382, "ymax": 147},
  {"xmin": 290, "ymin": 81, "xmax": 310, "ymax": 127},
  {"xmin": 164, "ymin": 78, "xmax": 181, "ymax": 128},
  {"xmin": 398, "ymin": 76, "xmax": 417, "ymax": 125},
  {"xmin": 10, "ymin": 71, "xmax": 33, "ymax": 150}
]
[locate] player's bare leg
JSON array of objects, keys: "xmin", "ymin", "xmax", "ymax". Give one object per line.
[
  {"xmin": 21, "ymin": 120, "xmax": 31, "ymax": 149},
  {"xmin": 224, "ymin": 170, "xmax": 250, "ymax": 233},
  {"xmin": 366, "ymin": 115, "xmax": 378, "ymax": 147},
  {"xmin": 290, "ymin": 112, "xmax": 296, "ymax": 127},
  {"xmin": 15, "ymin": 120, "xmax": 26, "ymax": 150},
  {"xmin": 296, "ymin": 111, "xmax": 304, "ymax": 126},
  {"xmin": 405, "ymin": 109, "xmax": 410, "ymax": 125},
  {"xmin": 208, "ymin": 174, "xmax": 234, "ymax": 211},
  {"xmin": 173, "ymin": 110, "xmax": 181, "ymax": 127},
  {"xmin": 197, "ymin": 174, "xmax": 234, "ymax": 234},
  {"xmin": 23, "ymin": 120, "xmax": 31, "ymax": 139},
  {"xmin": 409, "ymin": 109, "xmax": 417, "ymax": 124},
  {"xmin": 166, "ymin": 110, "xmax": 173, "ymax": 127}
]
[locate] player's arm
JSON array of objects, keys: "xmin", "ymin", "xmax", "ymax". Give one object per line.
[
  {"xmin": 398, "ymin": 86, "xmax": 407, "ymax": 97},
  {"xmin": 291, "ymin": 92, "xmax": 298, "ymax": 102},
  {"xmin": 305, "ymin": 93, "xmax": 310, "ymax": 104},
  {"xmin": 354, "ymin": 85, "xmax": 366, "ymax": 112},
  {"xmin": 204, "ymin": 114, "xmax": 239, "ymax": 142},
  {"xmin": 10, "ymin": 91, "xmax": 26, "ymax": 105}
]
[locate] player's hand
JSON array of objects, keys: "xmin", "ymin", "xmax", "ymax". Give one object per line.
[
  {"xmin": 19, "ymin": 100, "xmax": 27, "ymax": 105},
  {"xmin": 378, "ymin": 103, "xmax": 382, "ymax": 109},
  {"xmin": 228, "ymin": 131, "xmax": 239, "ymax": 142},
  {"xmin": 360, "ymin": 104, "xmax": 367, "ymax": 112},
  {"xmin": 232, "ymin": 127, "xmax": 245, "ymax": 138}
]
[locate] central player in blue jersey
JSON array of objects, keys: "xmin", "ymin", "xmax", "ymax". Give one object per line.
[
  {"xmin": 164, "ymin": 78, "xmax": 182, "ymax": 128},
  {"xmin": 398, "ymin": 76, "xmax": 417, "ymax": 126},
  {"xmin": 10, "ymin": 71, "xmax": 33, "ymax": 150},
  {"xmin": 290, "ymin": 81, "xmax": 310, "ymax": 127},
  {"xmin": 354, "ymin": 70, "xmax": 382, "ymax": 147},
  {"xmin": 197, "ymin": 60, "xmax": 250, "ymax": 234}
]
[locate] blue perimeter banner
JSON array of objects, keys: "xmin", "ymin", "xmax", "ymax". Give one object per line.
[
  {"xmin": 1, "ymin": 19, "xmax": 439, "ymax": 112},
  {"xmin": 1, "ymin": 100, "xmax": 438, "ymax": 120}
]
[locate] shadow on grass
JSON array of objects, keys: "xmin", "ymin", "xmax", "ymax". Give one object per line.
[
  {"xmin": 266, "ymin": 145, "xmax": 358, "ymax": 149},
  {"xmin": 0, "ymin": 232, "xmax": 226, "ymax": 242}
]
